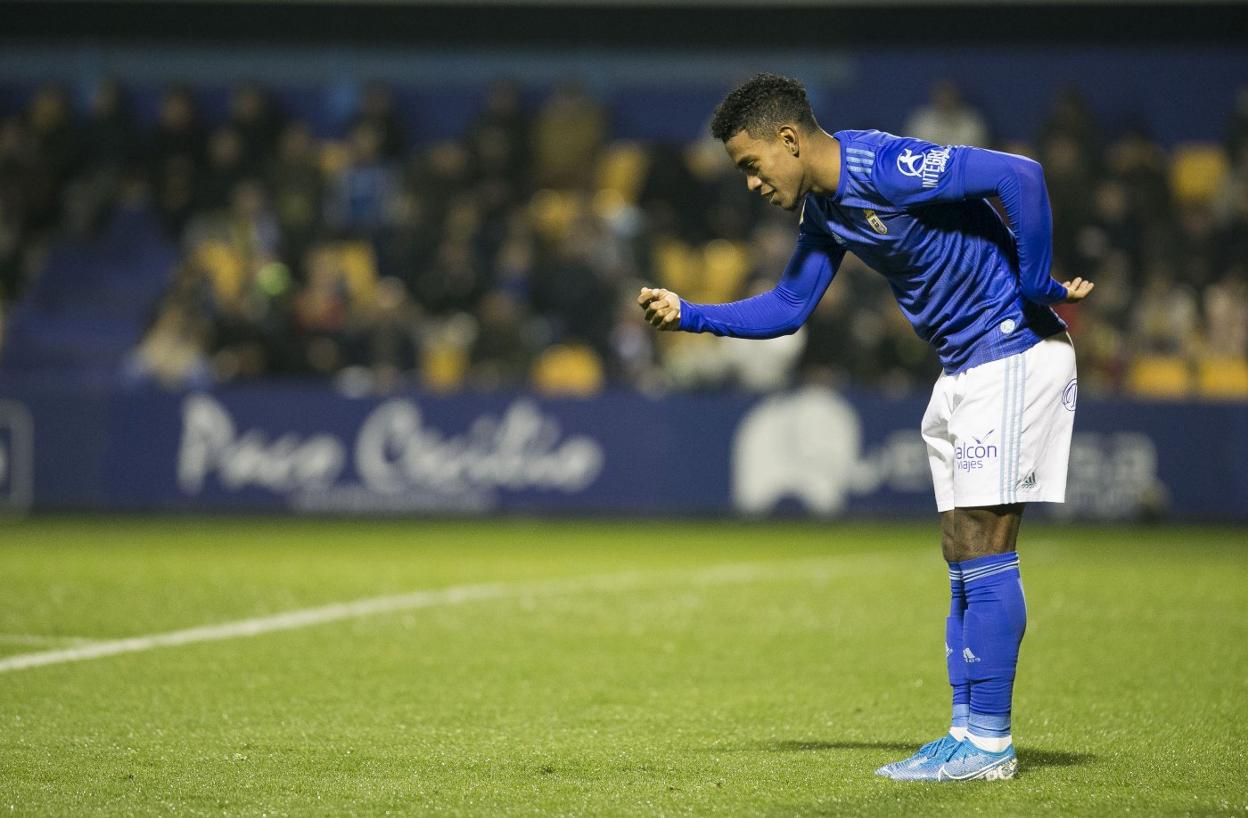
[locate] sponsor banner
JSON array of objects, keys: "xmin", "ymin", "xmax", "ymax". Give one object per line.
[{"xmin": 0, "ymin": 381, "xmax": 1243, "ymax": 520}]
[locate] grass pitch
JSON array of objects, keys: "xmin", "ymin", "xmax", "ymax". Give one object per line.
[{"xmin": 0, "ymin": 517, "xmax": 1245, "ymax": 816}]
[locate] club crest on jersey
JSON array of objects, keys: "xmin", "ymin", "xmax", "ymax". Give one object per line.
[
  {"xmin": 897, "ymin": 146, "xmax": 952, "ymax": 188},
  {"xmin": 864, "ymin": 209, "xmax": 888, "ymax": 235}
]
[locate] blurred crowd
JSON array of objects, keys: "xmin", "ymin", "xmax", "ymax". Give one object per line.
[{"xmin": 2, "ymin": 78, "xmax": 1246, "ymax": 398}]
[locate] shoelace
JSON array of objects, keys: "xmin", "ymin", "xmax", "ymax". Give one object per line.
[
  {"xmin": 939, "ymin": 737, "xmax": 970, "ymax": 762},
  {"xmin": 928, "ymin": 735, "xmax": 961, "ymax": 758}
]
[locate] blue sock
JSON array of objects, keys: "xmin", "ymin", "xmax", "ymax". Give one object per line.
[
  {"xmin": 946, "ymin": 561, "xmax": 970, "ymax": 739},
  {"xmin": 961, "ymin": 552, "xmax": 1026, "ymax": 751}
]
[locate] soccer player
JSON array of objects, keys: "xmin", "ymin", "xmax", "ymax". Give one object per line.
[{"xmin": 638, "ymin": 74, "xmax": 1093, "ymax": 782}]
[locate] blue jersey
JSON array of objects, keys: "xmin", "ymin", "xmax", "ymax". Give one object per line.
[{"xmin": 679, "ymin": 129, "xmax": 1067, "ymax": 374}]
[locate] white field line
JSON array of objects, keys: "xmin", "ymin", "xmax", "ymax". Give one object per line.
[{"xmin": 0, "ymin": 557, "xmax": 845, "ymax": 675}]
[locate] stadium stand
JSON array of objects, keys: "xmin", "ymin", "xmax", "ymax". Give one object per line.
[{"xmin": 0, "ymin": 79, "xmax": 1245, "ymax": 400}]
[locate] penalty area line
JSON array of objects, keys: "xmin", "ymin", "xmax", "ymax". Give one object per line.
[{"xmin": 0, "ymin": 557, "xmax": 842, "ymax": 675}]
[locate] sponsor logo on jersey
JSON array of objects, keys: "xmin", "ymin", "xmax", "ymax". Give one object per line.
[
  {"xmin": 897, "ymin": 146, "xmax": 952, "ymax": 188},
  {"xmin": 897, "ymin": 148, "xmax": 925, "ymax": 177},
  {"xmin": 955, "ymin": 429, "xmax": 998, "ymax": 472},
  {"xmin": 864, "ymin": 209, "xmax": 888, "ymax": 235}
]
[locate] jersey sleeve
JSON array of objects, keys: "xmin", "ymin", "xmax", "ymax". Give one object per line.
[
  {"xmin": 871, "ymin": 136, "xmax": 1067, "ymax": 306},
  {"xmin": 678, "ymin": 235, "xmax": 844, "ymax": 339}
]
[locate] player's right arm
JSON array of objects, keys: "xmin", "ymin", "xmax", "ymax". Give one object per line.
[{"xmin": 638, "ymin": 237, "xmax": 845, "ymax": 338}]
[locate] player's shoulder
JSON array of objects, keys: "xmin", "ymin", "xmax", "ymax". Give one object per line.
[
  {"xmin": 833, "ymin": 129, "xmax": 913, "ymax": 154},
  {"xmin": 834, "ymin": 128, "xmax": 886, "ymax": 142},
  {"xmin": 837, "ymin": 130, "xmax": 957, "ymax": 204},
  {"xmin": 829, "ymin": 130, "xmax": 895, "ymax": 208}
]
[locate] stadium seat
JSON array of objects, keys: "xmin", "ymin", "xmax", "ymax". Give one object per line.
[
  {"xmin": 653, "ymin": 238, "xmax": 698, "ymax": 295},
  {"xmin": 192, "ymin": 240, "xmax": 247, "ymax": 304},
  {"xmin": 530, "ymin": 343, "xmax": 604, "ymax": 396},
  {"xmin": 529, "ymin": 189, "xmax": 580, "ymax": 242},
  {"xmin": 335, "ymin": 241, "xmax": 379, "ymax": 308},
  {"xmin": 422, "ymin": 342, "xmax": 469, "ymax": 392},
  {"xmin": 1195, "ymin": 356, "xmax": 1248, "ymax": 399},
  {"xmin": 1126, "ymin": 355, "xmax": 1192, "ymax": 399},
  {"xmin": 700, "ymin": 239, "xmax": 750, "ymax": 303},
  {"xmin": 595, "ymin": 141, "xmax": 649, "ymax": 204},
  {"xmin": 1170, "ymin": 143, "xmax": 1228, "ymax": 207}
]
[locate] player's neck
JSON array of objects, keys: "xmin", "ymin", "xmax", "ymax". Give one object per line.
[{"xmin": 805, "ymin": 132, "xmax": 842, "ymax": 197}]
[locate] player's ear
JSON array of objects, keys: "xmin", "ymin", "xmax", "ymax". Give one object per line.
[{"xmin": 779, "ymin": 125, "xmax": 800, "ymax": 157}]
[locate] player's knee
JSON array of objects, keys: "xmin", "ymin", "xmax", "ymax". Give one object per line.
[{"xmin": 942, "ymin": 505, "xmax": 1024, "ymax": 562}]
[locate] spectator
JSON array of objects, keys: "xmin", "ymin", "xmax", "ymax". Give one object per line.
[
  {"xmin": 196, "ymin": 126, "xmax": 249, "ymax": 212},
  {"xmin": 83, "ymin": 79, "xmax": 139, "ymax": 172},
  {"xmin": 351, "ymin": 81, "xmax": 407, "ymax": 160},
  {"xmin": 324, "ymin": 121, "xmax": 399, "ymax": 238},
  {"xmin": 344, "ymin": 276, "xmax": 422, "ymax": 392},
  {"xmin": 150, "ymin": 86, "xmax": 204, "ymax": 174},
  {"xmin": 269, "ymin": 122, "xmax": 325, "ymax": 270},
  {"xmin": 532, "ymin": 83, "xmax": 606, "ymax": 189},
  {"xmin": 470, "ymin": 288, "xmax": 538, "ymax": 390},
  {"xmin": 228, "ymin": 82, "xmax": 285, "ymax": 170},
  {"xmin": 905, "ymin": 80, "xmax": 988, "ymax": 148}
]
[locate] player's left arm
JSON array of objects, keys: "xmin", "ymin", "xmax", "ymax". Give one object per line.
[{"xmin": 874, "ymin": 139, "xmax": 1092, "ymax": 305}]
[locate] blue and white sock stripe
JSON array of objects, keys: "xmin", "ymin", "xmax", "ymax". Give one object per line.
[
  {"xmin": 967, "ymin": 712, "xmax": 1011, "ymax": 738},
  {"xmin": 962, "ymin": 557, "xmax": 1020, "ymax": 584}
]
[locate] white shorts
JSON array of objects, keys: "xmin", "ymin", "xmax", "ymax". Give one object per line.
[{"xmin": 922, "ymin": 333, "xmax": 1077, "ymax": 512}]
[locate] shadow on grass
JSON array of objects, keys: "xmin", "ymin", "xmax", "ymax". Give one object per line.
[
  {"xmin": 1017, "ymin": 747, "xmax": 1096, "ymax": 768},
  {"xmin": 713, "ymin": 740, "xmax": 918, "ymax": 753},
  {"xmin": 712, "ymin": 741, "xmax": 1096, "ymax": 768}
]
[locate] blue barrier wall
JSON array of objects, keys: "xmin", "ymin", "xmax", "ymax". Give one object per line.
[
  {"xmin": 2, "ymin": 46, "xmax": 1246, "ymax": 146},
  {"xmin": 1, "ymin": 381, "xmax": 1243, "ymax": 521}
]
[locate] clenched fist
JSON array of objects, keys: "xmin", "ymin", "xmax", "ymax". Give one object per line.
[{"xmin": 638, "ymin": 287, "xmax": 682, "ymax": 331}]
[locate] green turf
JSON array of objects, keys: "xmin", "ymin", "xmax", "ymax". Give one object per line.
[{"xmin": 0, "ymin": 517, "xmax": 1245, "ymax": 816}]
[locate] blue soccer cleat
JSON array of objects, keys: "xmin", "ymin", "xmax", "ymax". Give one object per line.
[
  {"xmin": 887, "ymin": 738, "xmax": 1017, "ymax": 782},
  {"xmin": 874, "ymin": 733, "xmax": 962, "ymax": 778}
]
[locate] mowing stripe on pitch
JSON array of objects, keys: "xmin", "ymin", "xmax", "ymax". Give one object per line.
[
  {"xmin": 0, "ymin": 558, "xmax": 843, "ymax": 674},
  {"xmin": 0, "ymin": 633, "xmax": 97, "ymax": 647}
]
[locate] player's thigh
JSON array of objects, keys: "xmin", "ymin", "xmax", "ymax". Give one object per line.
[
  {"xmin": 944, "ymin": 354, "xmax": 1014, "ymax": 509},
  {"xmin": 922, "ymin": 372, "xmax": 957, "ymax": 513},
  {"xmin": 947, "ymin": 335, "xmax": 1077, "ymax": 508},
  {"xmin": 1017, "ymin": 334, "xmax": 1078, "ymax": 504}
]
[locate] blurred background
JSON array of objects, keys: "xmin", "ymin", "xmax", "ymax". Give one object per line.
[{"xmin": 0, "ymin": 0, "xmax": 1245, "ymax": 520}]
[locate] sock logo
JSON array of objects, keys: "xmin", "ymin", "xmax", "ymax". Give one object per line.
[{"xmin": 962, "ymin": 647, "xmax": 981, "ymax": 663}]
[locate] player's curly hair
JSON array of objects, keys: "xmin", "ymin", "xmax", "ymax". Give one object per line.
[{"xmin": 710, "ymin": 73, "xmax": 819, "ymax": 142}]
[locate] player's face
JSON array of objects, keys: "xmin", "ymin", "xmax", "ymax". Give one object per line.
[{"xmin": 724, "ymin": 128, "xmax": 805, "ymax": 211}]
